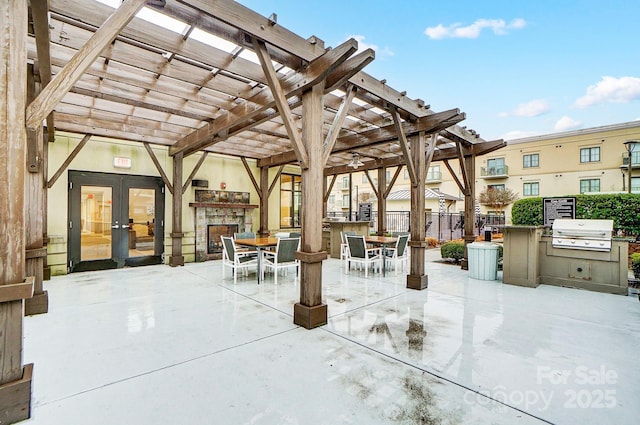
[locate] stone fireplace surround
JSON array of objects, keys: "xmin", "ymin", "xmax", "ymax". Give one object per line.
[{"xmin": 190, "ymin": 190, "xmax": 257, "ymax": 262}]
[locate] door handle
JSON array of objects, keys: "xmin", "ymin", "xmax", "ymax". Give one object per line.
[
  {"xmin": 121, "ymin": 224, "xmax": 130, "ymax": 229},
  {"xmin": 111, "ymin": 224, "xmax": 120, "ymax": 229}
]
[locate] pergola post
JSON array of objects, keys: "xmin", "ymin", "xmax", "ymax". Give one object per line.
[
  {"xmin": 0, "ymin": 0, "xmax": 34, "ymax": 421},
  {"xmin": 377, "ymin": 167, "xmax": 387, "ymax": 235},
  {"xmin": 169, "ymin": 152, "xmax": 184, "ymax": 267},
  {"xmin": 25, "ymin": 64, "xmax": 48, "ymax": 315},
  {"xmin": 407, "ymin": 133, "xmax": 428, "ymax": 290},
  {"xmin": 461, "ymin": 154, "xmax": 476, "ymax": 270},
  {"xmin": 258, "ymin": 166, "xmax": 269, "ymax": 236},
  {"xmin": 293, "ymin": 82, "xmax": 328, "ymax": 329}
]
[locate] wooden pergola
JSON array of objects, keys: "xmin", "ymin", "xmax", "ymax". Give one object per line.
[{"xmin": 1, "ymin": 0, "xmax": 504, "ymax": 420}]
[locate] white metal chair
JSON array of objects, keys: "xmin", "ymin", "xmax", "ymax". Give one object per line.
[
  {"xmin": 261, "ymin": 237, "xmax": 300, "ymax": 284},
  {"xmin": 221, "ymin": 236, "xmax": 258, "ymax": 283},
  {"xmin": 345, "ymin": 235, "xmax": 381, "ymax": 277},
  {"xmin": 339, "ymin": 231, "xmax": 356, "ymax": 266},
  {"xmin": 384, "ymin": 234, "xmax": 410, "ymax": 274}
]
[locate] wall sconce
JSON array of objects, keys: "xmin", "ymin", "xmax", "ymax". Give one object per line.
[{"xmin": 347, "ymin": 152, "xmax": 364, "ymax": 169}]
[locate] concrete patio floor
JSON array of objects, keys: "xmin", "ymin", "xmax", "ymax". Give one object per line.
[{"xmin": 23, "ymin": 249, "xmax": 640, "ymax": 424}]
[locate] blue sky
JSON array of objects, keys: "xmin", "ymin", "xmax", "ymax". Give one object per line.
[{"xmin": 238, "ymin": 0, "xmax": 640, "ymax": 142}]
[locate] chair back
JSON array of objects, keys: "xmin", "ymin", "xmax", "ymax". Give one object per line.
[
  {"xmin": 221, "ymin": 236, "xmax": 236, "ymax": 261},
  {"xmin": 234, "ymin": 231, "xmax": 255, "ymax": 240},
  {"xmin": 396, "ymin": 234, "xmax": 409, "ymax": 256},
  {"xmin": 276, "ymin": 237, "xmax": 299, "ymax": 263},
  {"xmin": 346, "ymin": 235, "xmax": 366, "ymax": 259},
  {"xmin": 288, "ymin": 232, "xmax": 301, "ymax": 238},
  {"xmin": 340, "ymin": 230, "xmax": 356, "ymax": 244}
]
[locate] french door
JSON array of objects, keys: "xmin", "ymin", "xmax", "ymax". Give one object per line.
[{"xmin": 68, "ymin": 171, "xmax": 165, "ymax": 272}]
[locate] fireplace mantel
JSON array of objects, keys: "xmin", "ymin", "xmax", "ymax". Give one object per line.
[{"xmin": 189, "ymin": 202, "xmax": 258, "ymax": 209}]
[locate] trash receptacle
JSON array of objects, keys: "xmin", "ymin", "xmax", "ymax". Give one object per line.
[{"xmin": 467, "ymin": 241, "xmax": 499, "ymax": 280}]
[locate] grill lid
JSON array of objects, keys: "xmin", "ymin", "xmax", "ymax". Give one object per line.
[{"xmin": 551, "ymin": 219, "xmax": 613, "ymax": 251}]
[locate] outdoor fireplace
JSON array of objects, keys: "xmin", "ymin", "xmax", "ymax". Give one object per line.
[
  {"xmin": 207, "ymin": 224, "xmax": 238, "ymax": 256},
  {"xmin": 190, "ymin": 190, "xmax": 258, "ymax": 262}
]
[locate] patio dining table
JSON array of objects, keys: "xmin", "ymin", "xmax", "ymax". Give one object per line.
[
  {"xmin": 364, "ymin": 235, "xmax": 397, "ymax": 277},
  {"xmin": 234, "ymin": 237, "xmax": 279, "ymax": 284}
]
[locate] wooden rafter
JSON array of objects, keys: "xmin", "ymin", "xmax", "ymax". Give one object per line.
[
  {"xmin": 240, "ymin": 157, "xmax": 261, "ymax": 197},
  {"xmin": 47, "ymin": 133, "xmax": 91, "ymax": 188},
  {"xmin": 268, "ymin": 165, "xmax": 285, "ymax": 196},
  {"xmin": 27, "ymin": 0, "xmax": 147, "ymax": 130},
  {"xmin": 321, "ymin": 84, "xmax": 355, "ymax": 166},
  {"xmin": 252, "ymin": 36, "xmax": 308, "ymax": 169},
  {"xmin": 181, "ymin": 152, "xmax": 208, "ymax": 194},
  {"xmin": 390, "ymin": 107, "xmax": 416, "ymax": 186},
  {"xmin": 144, "ymin": 142, "xmax": 174, "ymax": 194},
  {"xmin": 30, "ymin": 0, "xmax": 55, "ymax": 141}
]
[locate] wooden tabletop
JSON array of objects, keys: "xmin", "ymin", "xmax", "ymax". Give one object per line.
[
  {"xmin": 235, "ymin": 237, "xmax": 279, "ymax": 247},
  {"xmin": 364, "ymin": 236, "xmax": 397, "ymax": 245}
]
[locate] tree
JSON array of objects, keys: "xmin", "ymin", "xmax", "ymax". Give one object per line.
[{"xmin": 478, "ymin": 187, "xmax": 519, "ymax": 213}]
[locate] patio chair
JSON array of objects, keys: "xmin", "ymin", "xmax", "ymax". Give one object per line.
[
  {"xmin": 384, "ymin": 234, "xmax": 410, "ymax": 274},
  {"xmin": 339, "ymin": 231, "xmax": 357, "ymax": 266},
  {"xmin": 345, "ymin": 235, "xmax": 381, "ymax": 277},
  {"xmin": 221, "ymin": 236, "xmax": 258, "ymax": 283},
  {"xmin": 234, "ymin": 231, "xmax": 256, "ymax": 240},
  {"xmin": 262, "ymin": 237, "xmax": 300, "ymax": 284}
]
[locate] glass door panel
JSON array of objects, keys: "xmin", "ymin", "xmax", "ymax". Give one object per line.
[
  {"xmin": 128, "ymin": 187, "xmax": 156, "ymax": 258},
  {"xmin": 80, "ymin": 186, "xmax": 113, "ymax": 261}
]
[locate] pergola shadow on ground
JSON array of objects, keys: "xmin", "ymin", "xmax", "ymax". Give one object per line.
[
  {"xmin": 2, "ymin": 0, "xmax": 507, "ymax": 420},
  {"xmin": 23, "ymin": 250, "xmax": 640, "ymax": 424}
]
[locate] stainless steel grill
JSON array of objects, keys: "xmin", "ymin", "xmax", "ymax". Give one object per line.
[{"xmin": 551, "ymin": 219, "xmax": 613, "ymax": 252}]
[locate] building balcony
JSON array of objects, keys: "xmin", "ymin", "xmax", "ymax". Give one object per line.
[
  {"xmin": 620, "ymin": 153, "xmax": 640, "ymax": 168},
  {"xmin": 480, "ymin": 165, "xmax": 509, "ymax": 179}
]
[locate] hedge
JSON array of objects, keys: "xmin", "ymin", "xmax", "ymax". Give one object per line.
[
  {"xmin": 440, "ymin": 241, "xmax": 465, "ymax": 262},
  {"xmin": 632, "ymin": 253, "xmax": 640, "ymax": 278},
  {"xmin": 511, "ymin": 194, "xmax": 640, "ymax": 236}
]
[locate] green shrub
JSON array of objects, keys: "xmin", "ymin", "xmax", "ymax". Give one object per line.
[
  {"xmin": 440, "ymin": 241, "xmax": 465, "ymax": 262},
  {"xmin": 632, "ymin": 253, "xmax": 640, "ymax": 279},
  {"xmin": 511, "ymin": 194, "xmax": 640, "ymax": 236}
]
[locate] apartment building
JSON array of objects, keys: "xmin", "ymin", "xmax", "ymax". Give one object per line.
[{"xmin": 327, "ymin": 120, "xmax": 640, "ymax": 223}]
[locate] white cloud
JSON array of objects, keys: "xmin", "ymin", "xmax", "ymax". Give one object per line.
[
  {"xmin": 349, "ymin": 35, "xmax": 394, "ymax": 57},
  {"xmin": 425, "ymin": 18, "xmax": 526, "ymax": 40},
  {"xmin": 499, "ymin": 99, "xmax": 550, "ymax": 117},
  {"xmin": 554, "ymin": 116, "xmax": 583, "ymax": 131},
  {"xmin": 501, "ymin": 130, "xmax": 540, "ymax": 140},
  {"xmin": 513, "ymin": 99, "xmax": 550, "ymax": 117},
  {"xmin": 574, "ymin": 76, "xmax": 640, "ymax": 108}
]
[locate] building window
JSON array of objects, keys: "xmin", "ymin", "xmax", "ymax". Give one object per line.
[
  {"xmin": 342, "ymin": 194, "xmax": 350, "ymax": 207},
  {"xmin": 280, "ymin": 174, "xmax": 301, "ymax": 228},
  {"xmin": 523, "ymin": 182, "xmax": 539, "ymax": 196},
  {"xmin": 342, "ymin": 176, "xmax": 349, "ymax": 188},
  {"xmin": 488, "ymin": 184, "xmax": 505, "ymax": 191},
  {"xmin": 580, "ymin": 147, "xmax": 600, "ymax": 163},
  {"xmin": 361, "ymin": 174, "xmax": 367, "ymax": 184},
  {"xmin": 580, "ymin": 179, "xmax": 600, "ymax": 193},
  {"xmin": 486, "ymin": 157, "xmax": 506, "ymax": 175},
  {"xmin": 632, "ymin": 177, "xmax": 640, "ymax": 194},
  {"xmin": 404, "ymin": 169, "xmax": 409, "ymax": 179},
  {"xmin": 426, "ymin": 165, "xmax": 441, "ymax": 181},
  {"xmin": 523, "ymin": 153, "xmax": 539, "ymax": 168},
  {"xmin": 328, "ymin": 194, "xmax": 335, "ymax": 204}
]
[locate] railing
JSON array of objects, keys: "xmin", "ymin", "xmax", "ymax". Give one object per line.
[
  {"xmin": 425, "ymin": 171, "xmax": 442, "ymax": 182},
  {"xmin": 480, "ymin": 165, "xmax": 509, "ymax": 177},
  {"xmin": 622, "ymin": 152, "xmax": 640, "ymax": 166}
]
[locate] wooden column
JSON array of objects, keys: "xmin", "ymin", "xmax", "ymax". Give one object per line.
[
  {"xmin": 377, "ymin": 167, "xmax": 387, "ymax": 235},
  {"xmin": 0, "ymin": 0, "xmax": 34, "ymax": 421},
  {"xmin": 169, "ymin": 152, "xmax": 184, "ymax": 267},
  {"xmin": 24, "ymin": 64, "xmax": 48, "ymax": 316},
  {"xmin": 258, "ymin": 166, "xmax": 269, "ymax": 236},
  {"xmin": 407, "ymin": 133, "xmax": 428, "ymax": 290},
  {"xmin": 293, "ymin": 82, "xmax": 328, "ymax": 329},
  {"xmin": 461, "ymin": 154, "xmax": 476, "ymax": 270}
]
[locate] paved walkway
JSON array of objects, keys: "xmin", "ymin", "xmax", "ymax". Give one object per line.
[{"xmin": 23, "ymin": 249, "xmax": 640, "ymax": 424}]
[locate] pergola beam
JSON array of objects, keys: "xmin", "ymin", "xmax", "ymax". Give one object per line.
[{"xmin": 26, "ymin": 0, "xmax": 148, "ymax": 129}]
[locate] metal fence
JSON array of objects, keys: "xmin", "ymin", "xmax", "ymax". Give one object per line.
[{"xmin": 326, "ymin": 210, "xmax": 506, "ymax": 242}]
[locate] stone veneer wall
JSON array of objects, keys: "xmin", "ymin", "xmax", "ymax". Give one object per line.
[{"xmin": 194, "ymin": 207, "xmax": 253, "ymax": 261}]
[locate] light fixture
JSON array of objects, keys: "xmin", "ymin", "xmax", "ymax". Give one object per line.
[
  {"xmin": 623, "ymin": 140, "xmax": 639, "ymax": 194},
  {"xmin": 347, "ymin": 152, "xmax": 364, "ymax": 169}
]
